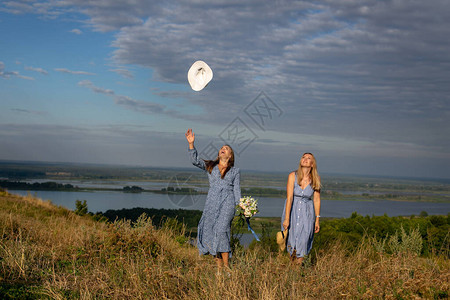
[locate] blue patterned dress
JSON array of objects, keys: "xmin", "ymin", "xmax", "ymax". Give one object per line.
[
  {"xmin": 281, "ymin": 172, "xmax": 316, "ymax": 258},
  {"xmin": 188, "ymin": 147, "xmax": 241, "ymax": 256}
]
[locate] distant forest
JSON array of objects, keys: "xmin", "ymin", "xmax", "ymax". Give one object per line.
[{"xmin": 0, "ymin": 180, "xmax": 77, "ymax": 191}]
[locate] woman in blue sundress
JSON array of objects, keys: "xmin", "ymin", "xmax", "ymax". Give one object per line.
[
  {"xmin": 281, "ymin": 152, "xmax": 321, "ymax": 264},
  {"xmin": 185, "ymin": 129, "xmax": 241, "ymax": 270}
]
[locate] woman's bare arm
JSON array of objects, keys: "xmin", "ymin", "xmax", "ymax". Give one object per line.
[
  {"xmin": 314, "ymin": 190, "xmax": 321, "ymax": 233},
  {"xmin": 282, "ymin": 172, "xmax": 295, "ymax": 231}
]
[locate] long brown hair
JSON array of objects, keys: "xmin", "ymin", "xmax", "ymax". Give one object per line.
[
  {"xmin": 204, "ymin": 145, "xmax": 235, "ymax": 179},
  {"xmin": 297, "ymin": 152, "xmax": 321, "ymax": 191}
]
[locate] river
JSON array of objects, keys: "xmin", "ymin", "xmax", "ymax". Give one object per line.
[{"xmin": 9, "ymin": 189, "xmax": 450, "ymax": 218}]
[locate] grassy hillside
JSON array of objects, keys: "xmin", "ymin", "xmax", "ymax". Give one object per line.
[{"xmin": 1, "ymin": 190, "xmax": 448, "ymax": 299}]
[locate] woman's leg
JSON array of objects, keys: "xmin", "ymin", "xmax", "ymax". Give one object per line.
[
  {"xmin": 215, "ymin": 252, "xmax": 230, "ymax": 268},
  {"xmin": 290, "ymin": 250, "xmax": 304, "ymax": 265},
  {"xmin": 290, "ymin": 249, "xmax": 297, "ymax": 262},
  {"xmin": 221, "ymin": 252, "xmax": 229, "ymax": 268},
  {"xmin": 295, "ymin": 256, "xmax": 304, "ymax": 265},
  {"xmin": 215, "ymin": 254, "xmax": 223, "ymax": 268}
]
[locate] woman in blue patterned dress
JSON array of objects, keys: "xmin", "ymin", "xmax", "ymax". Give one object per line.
[
  {"xmin": 185, "ymin": 129, "xmax": 241, "ymax": 269},
  {"xmin": 281, "ymin": 152, "xmax": 321, "ymax": 265}
]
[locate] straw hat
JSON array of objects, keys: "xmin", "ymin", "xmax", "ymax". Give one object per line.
[
  {"xmin": 187, "ymin": 60, "xmax": 213, "ymax": 91},
  {"xmin": 276, "ymin": 229, "xmax": 288, "ymax": 251}
]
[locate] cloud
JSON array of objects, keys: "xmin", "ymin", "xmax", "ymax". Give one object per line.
[
  {"xmin": 1, "ymin": 1, "xmax": 450, "ymax": 177},
  {"xmin": 102, "ymin": 1, "xmax": 450, "ymax": 121},
  {"xmin": 11, "ymin": 108, "xmax": 48, "ymax": 116},
  {"xmin": 78, "ymin": 80, "xmax": 114, "ymax": 95},
  {"xmin": 109, "ymin": 68, "xmax": 134, "ymax": 79},
  {"xmin": 25, "ymin": 66, "xmax": 49, "ymax": 75},
  {"xmin": 14, "ymin": 73, "xmax": 34, "ymax": 80},
  {"xmin": 114, "ymin": 95, "xmax": 165, "ymax": 114},
  {"xmin": 54, "ymin": 68, "xmax": 95, "ymax": 75},
  {"xmin": 0, "ymin": 122, "xmax": 448, "ymax": 178},
  {"xmin": 6, "ymin": 2, "xmax": 450, "ymax": 119},
  {"xmin": 0, "ymin": 61, "xmax": 34, "ymax": 80},
  {"xmin": 0, "ymin": 1, "xmax": 35, "ymax": 15},
  {"xmin": 0, "ymin": 0, "xmax": 65, "ymax": 18},
  {"xmin": 78, "ymin": 80, "xmax": 166, "ymax": 114},
  {"xmin": 70, "ymin": 28, "xmax": 82, "ymax": 34},
  {"xmin": 96, "ymin": 0, "xmax": 449, "ymax": 155},
  {"xmin": 0, "ymin": 123, "xmax": 189, "ymax": 167}
]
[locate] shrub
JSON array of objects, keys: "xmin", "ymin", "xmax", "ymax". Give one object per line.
[
  {"xmin": 387, "ymin": 226, "xmax": 423, "ymax": 255},
  {"xmin": 74, "ymin": 200, "xmax": 88, "ymax": 216},
  {"xmin": 420, "ymin": 210, "xmax": 429, "ymax": 217}
]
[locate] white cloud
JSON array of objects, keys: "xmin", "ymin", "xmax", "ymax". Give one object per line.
[
  {"xmin": 25, "ymin": 66, "xmax": 49, "ymax": 75},
  {"xmin": 78, "ymin": 80, "xmax": 167, "ymax": 114},
  {"xmin": 109, "ymin": 68, "xmax": 134, "ymax": 79},
  {"xmin": 54, "ymin": 68, "xmax": 95, "ymax": 75},
  {"xmin": 0, "ymin": 1, "xmax": 34, "ymax": 14},
  {"xmin": 70, "ymin": 28, "xmax": 82, "ymax": 34},
  {"xmin": 0, "ymin": 0, "xmax": 65, "ymax": 18},
  {"xmin": 78, "ymin": 80, "xmax": 114, "ymax": 95},
  {"xmin": 0, "ymin": 61, "xmax": 34, "ymax": 80},
  {"xmin": 15, "ymin": 74, "xmax": 34, "ymax": 80}
]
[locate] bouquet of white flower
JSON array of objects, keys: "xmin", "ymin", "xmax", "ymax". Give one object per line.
[
  {"xmin": 237, "ymin": 196, "xmax": 259, "ymax": 218},
  {"xmin": 236, "ymin": 196, "xmax": 260, "ymax": 241}
]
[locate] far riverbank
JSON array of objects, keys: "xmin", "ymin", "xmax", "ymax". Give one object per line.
[{"xmin": 1, "ymin": 179, "xmax": 449, "ymax": 203}]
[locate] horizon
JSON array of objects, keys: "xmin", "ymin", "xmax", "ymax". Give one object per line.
[
  {"xmin": 1, "ymin": 1, "xmax": 449, "ymax": 179},
  {"xmin": 1, "ymin": 158, "xmax": 449, "ymax": 182}
]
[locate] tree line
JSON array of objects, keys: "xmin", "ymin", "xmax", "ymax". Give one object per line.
[{"xmin": 0, "ymin": 180, "xmax": 77, "ymax": 191}]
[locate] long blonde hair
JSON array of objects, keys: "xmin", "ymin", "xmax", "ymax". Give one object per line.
[{"xmin": 297, "ymin": 152, "xmax": 321, "ymax": 191}]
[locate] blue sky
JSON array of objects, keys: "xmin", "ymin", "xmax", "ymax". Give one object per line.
[{"xmin": 1, "ymin": 0, "xmax": 449, "ymax": 179}]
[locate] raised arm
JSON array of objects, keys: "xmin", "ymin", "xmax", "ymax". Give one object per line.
[
  {"xmin": 233, "ymin": 168, "xmax": 241, "ymax": 206},
  {"xmin": 282, "ymin": 172, "xmax": 295, "ymax": 231},
  {"xmin": 185, "ymin": 128, "xmax": 206, "ymax": 170},
  {"xmin": 185, "ymin": 128, "xmax": 195, "ymax": 150}
]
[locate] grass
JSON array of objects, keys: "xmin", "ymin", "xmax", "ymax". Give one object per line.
[{"xmin": 1, "ymin": 190, "xmax": 449, "ymax": 299}]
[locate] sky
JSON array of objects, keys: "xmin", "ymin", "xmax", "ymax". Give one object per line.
[{"xmin": 1, "ymin": 0, "xmax": 449, "ymax": 179}]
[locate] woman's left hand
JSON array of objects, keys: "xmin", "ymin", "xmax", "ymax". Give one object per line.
[{"xmin": 314, "ymin": 220, "xmax": 320, "ymax": 233}]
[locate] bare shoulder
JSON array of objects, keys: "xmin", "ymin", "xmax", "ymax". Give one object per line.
[{"xmin": 287, "ymin": 171, "xmax": 296, "ymax": 182}]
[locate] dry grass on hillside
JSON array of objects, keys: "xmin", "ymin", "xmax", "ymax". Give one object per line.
[{"xmin": 1, "ymin": 191, "xmax": 449, "ymax": 299}]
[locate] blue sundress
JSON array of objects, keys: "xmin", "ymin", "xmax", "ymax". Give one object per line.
[
  {"xmin": 188, "ymin": 147, "xmax": 241, "ymax": 256},
  {"xmin": 281, "ymin": 172, "xmax": 316, "ymax": 257}
]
